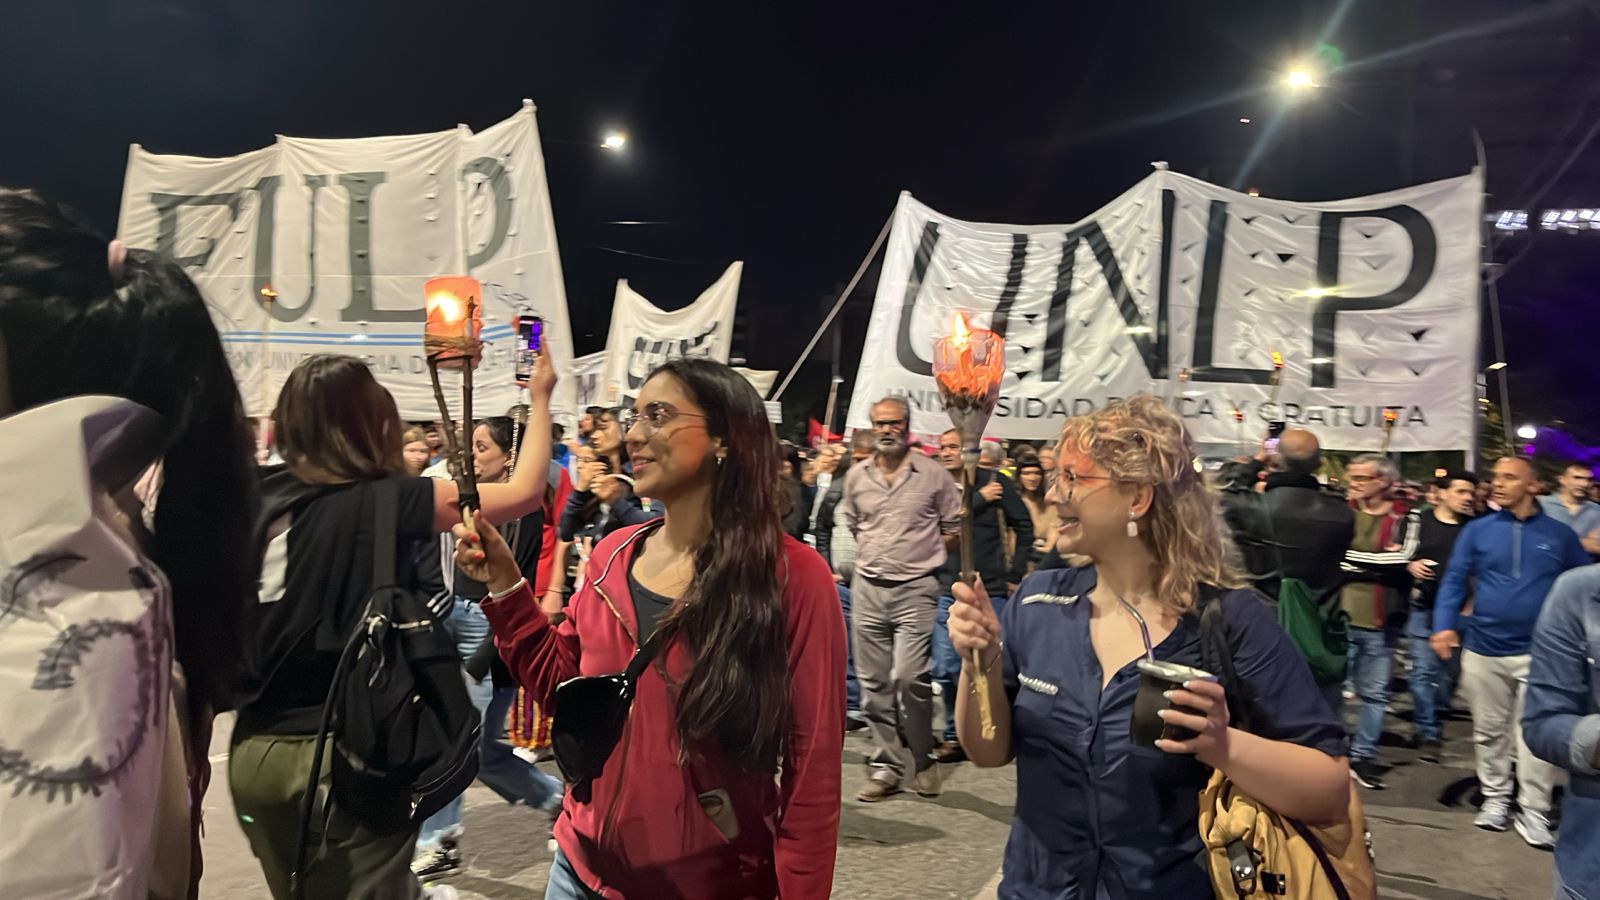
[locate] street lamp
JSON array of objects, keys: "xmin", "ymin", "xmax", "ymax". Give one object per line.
[
  {"xmin": 602, "ymin": 131, "xmax": 627, "ymax": 151},
  {"xmin": 1516, "ymin": 424, "xmax": 1538, "ymax": 440},
  {"xmin": 1283, "ymin": 67, "xmax": 1319, "ymax": 91},
  {"xmin": 1485, "ymin": 361, "xmax": 1508, "ymax": 371}
]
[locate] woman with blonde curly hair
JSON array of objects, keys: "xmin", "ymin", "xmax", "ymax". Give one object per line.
[{"xmin": 948, "ymin": 395, "xmax": 1349, "ymax": 898}]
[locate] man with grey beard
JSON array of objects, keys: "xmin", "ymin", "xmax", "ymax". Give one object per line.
[{"xmin": 839, "ymin": 396, "xmax": 962, "ymax": 801}]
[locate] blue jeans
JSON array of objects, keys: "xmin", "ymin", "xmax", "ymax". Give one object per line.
[
  {"xmin": 418, "ymin": 598, "xmax": 562, "ymax": 849},
  {"xmin": 932, "ymin": 595, "xmax": 960, "ymax": 742},
  {"xmin": 476, "ymin": 685, "xmax": 563, "ymax": 810},
  {"xmin": 546, "ymin": 847, "xmax": 604, "ymax": 899},
  {"xmin": 838, "ymin": 583, "xmax": 860, "ymax": 713},
  {"xmin": 932, "ymin": 590, "xmax": 1008, "ymax": 743},
  {"xmin": 1406, "ymin": 608, "xmax": 1456, "ymax": 742},
  {"xmin": 1347, "ymin": 625, "xmax": 1396, "ymax": 762}
]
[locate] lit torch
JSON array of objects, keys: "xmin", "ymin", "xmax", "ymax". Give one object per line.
[
  {"xmin": 1232, "ymin": 406, "xmax": 1246, "ymax": 457},
  {"xmin": 424, "ymin": 275, "xmax": 484, "ymax": 521},
  {"xmin": 1381, "ymin": 407, "xmax": 1399, "ymax": 452},
  {"xmin": 1268, "ymin": 350, "xmax": 1285, "ymax": 405},
  {"xmin": 933, "ymin": 311, "xmax": 1004, "ymax": 740}
]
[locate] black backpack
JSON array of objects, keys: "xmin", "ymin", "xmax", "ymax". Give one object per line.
[{"xmin": 292, "ymin": 479, "xmax": 481, "ymax": 894}]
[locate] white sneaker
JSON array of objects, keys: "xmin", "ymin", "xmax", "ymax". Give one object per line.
[
  {"xmin": 423, "ymin": 887, "xmax": 459, "ymax": 900},
  {"xmin": 1513, "ymin": 809, "xmax": 1556, "ymax": 849},
  {"xmin": 1474, "ymin": 798, "xmax": 1512, "ymax": 832}
]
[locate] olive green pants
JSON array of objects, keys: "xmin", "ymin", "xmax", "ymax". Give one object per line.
[{"xmin": 229, "ymin": 731, "xmax": 421, "ymax": 900}]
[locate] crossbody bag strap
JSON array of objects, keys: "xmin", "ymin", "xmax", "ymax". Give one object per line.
[
  {"xmin": 623, "ymin": 624, "xmax": 668, "ymax": 683},
  {"xmin": 1198, "ymin": 587, "xmax": 1254, "ymax": 734}
]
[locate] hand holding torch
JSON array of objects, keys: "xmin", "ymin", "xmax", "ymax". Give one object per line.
[{"xmin": 933, "ymin": 311, "xmax": 1005, "ymax": 740}]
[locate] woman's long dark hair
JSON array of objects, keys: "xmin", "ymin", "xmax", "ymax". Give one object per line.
[
  {"xmin": 0, "ymin": 188, "xmax": 258, "ymax": 716},
  {"xmin": 273, "ymin": 355, "xmax": 406, "ymax": 483},
  {"xmin": 649, "ymin": 358, "xmax": 789, "ymax": 773},
  {"xmin": 478, "ymin": 415, "xmax": 554, "ymax": 511}
]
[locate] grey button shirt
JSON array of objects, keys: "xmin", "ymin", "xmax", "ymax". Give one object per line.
[{"xmin": 839, "ymin": 452, "xmax": 961, "ymax": 581}]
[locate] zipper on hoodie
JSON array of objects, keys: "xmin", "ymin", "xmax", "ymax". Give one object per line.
[
  {"xmin": 590, "ymin": 578, "xmax": 638, "ymax": 864},
  {"xmin": 1513, "ymin": 520, "xmax": 1522, "ymax": 579}
]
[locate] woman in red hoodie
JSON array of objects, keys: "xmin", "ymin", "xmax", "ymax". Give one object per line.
[{"xmin": 455, "ymin": 357, "xmax": 846, "ymax": 900}]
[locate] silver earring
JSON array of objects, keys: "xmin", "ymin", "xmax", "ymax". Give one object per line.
[
  {"xmin": 1126, "ymin": 511, "xmax": 1139, "ymax": 538},
  {"xmin": 716, "ymin": 456, "xmax": 724, "ymax": 467}
]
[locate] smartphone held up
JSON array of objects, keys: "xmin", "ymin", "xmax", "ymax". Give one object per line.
[{"xmin": 515, "ymin": 313, "xmax": 544, "ymax": 385}]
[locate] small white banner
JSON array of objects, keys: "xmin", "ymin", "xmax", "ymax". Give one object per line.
[{"xmin": 600, "ymin": 262, "xmax": 742, "ymax": 407}]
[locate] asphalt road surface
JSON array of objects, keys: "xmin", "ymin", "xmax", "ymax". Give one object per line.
[{"xmin": 200, "ymin": 688, "xmax": 1559, "ymax": 898}]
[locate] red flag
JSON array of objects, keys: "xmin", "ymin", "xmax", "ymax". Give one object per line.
[{"xmin": 807, "ymin": 417, "xmax": 841, "ymax": 447}]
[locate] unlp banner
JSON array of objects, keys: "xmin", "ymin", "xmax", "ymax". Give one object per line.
[
  {"xmin": 116, "ymin": 102, "xmax": 578, "ymax": 422},
  {"xmin": 599, "ymin": 262, "xmax": 742, "ymax": 408},
  {"xmin": 846, "ymin": 169, "xmax": 1483, "ymax": 451}
]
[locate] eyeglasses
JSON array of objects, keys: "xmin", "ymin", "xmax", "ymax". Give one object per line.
[
  {"xmin": 1053, "ymin": 470, "xmax": 1120, "ymax": 504},
  {"xmin": 620, "ymin": 402, "xmax": 706, "ymax": 437},
  {"xmin": 1346, "ymin": 475, "xmax": 1379, "ymax": 485}
]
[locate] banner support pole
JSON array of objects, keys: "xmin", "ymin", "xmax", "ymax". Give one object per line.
[{"xmin": 768, "ymin": 212, "xmax": 894, "ymax": 402}]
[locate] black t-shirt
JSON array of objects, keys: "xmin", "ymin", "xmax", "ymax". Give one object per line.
[
  {"xmin": 240, "ymin": 472, "xmax": 437, "ymax": 733},
  {"xmin": 626, "ymin": 553, "xmax": 676, "ymax": 646},
  {"xmin": 1411, "ymin": 510, "xmax": 1472, "ymax": 611}
]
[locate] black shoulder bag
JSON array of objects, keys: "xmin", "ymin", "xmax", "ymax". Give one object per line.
[{"xmin": 551, "ymin": 625, "xmax": 667, "ymax": 784}]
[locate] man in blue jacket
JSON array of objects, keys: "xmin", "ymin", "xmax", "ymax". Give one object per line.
[
  {"xmin": 1523, "ymin": 564, "xmax": 1600, "ymax": 899},
  {"xmin": 1433, "ymin": 457, "xmax": 1591, "ymax": 847}
]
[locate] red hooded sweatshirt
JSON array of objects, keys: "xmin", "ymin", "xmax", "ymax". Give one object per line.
[{"xmin": 482, "ymin": 520, "xmax": 846, "ymax": 899}]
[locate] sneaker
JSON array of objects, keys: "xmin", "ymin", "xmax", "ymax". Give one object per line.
[
  {"xmin": 856, "ymin": 778, "xmax": 902, "ymax": 802},
  {"xmin": 1350, "ymin": 760, "xmax": 1386, "ymax": 791},
  {"xmin": 1416, "ymin": 738, "xmax": 1444, "ymax": 763},
  {"xmin": 845, "ymin": 712, "xmax": 868, "ymax": 732},
  {"xmin": 423, "ymin": 887, "xmax": 459, "ymax": 900},
  {"xmin": 1474, "ymin": 798, "xmax": 1513, "ymax": 832},
  {"xmin": 411, "ymin": 841, "xmax": 462, "ymax": 879},
  {"xmin": 912, "ymin": 765, "xmax": 943, "ymax": 798},
  {"xmin": 932, "ymin": 740, "xmax": 967, "ymax": 764},
  {"xmin": 1513, "ymin": 809, "xmax": 1556, "ymax": 850}
]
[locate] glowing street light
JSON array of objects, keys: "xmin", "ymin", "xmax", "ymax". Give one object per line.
[
  {"xmin": 1516, "ymin": 424, "xmax": 1538, "ymax": 440},
  {"xmin": 601, "ymin": 131, "xmax": 628, "ymax": 151},
  {"xmin": 1284, "ymin": 67, "xmax": 1319, "ymax": 91},
  {"xmin": 1485, "ymin": 361, "xmax": 1508, "ymax": 371}
]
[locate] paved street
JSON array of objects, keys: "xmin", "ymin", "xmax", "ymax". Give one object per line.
[{"xmin": 201, "ymin": 690, "xmax": 1560, "ymax": 898}]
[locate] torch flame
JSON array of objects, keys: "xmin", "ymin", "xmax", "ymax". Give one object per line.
[
  {"xmin": 934, "ymin": 311, "xmax": 1002, "ymax": 398},
  {"xmin": 428, "ymin": 291, "xmax": 465, "ymax": 325},
  {"xmin": 1271, "ymin": 351, "xmax": 1284, "ymax": 369},
  {"xmin": 1383, "ymin": 408, "xmax": 1398, "ymax": 425},
  {"xmin": 950, "ymin": 311, "xmax": 971, "ymax": 347}
]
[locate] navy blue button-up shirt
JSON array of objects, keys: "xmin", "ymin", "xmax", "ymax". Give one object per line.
[
  {"xmin": 1523, "ymin": 564, "xmax": 1600, "ymax": 897},
  {"xmin": 998, "ymin": 567, "xmax": 1348, "ymax": 900}
]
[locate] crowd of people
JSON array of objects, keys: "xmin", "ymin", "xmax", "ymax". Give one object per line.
[{"xmin": 4, "ymin": 186, "xmax": 1600, "ymax": 900}]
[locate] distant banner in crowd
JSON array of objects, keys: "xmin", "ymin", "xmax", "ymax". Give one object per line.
[
  {"xmin": 847, "ymin": 169, "xmax": 1483, "ymax": 451},
  {"xmin": 572, "ymin": 351, "xmax": 607, "ymax": 411},
  {"xmin": 116, "ymin": 102, "xmax": 578, "ymax": 421},
  {"xmin": 599, "ymin": 262, "xmax": 742, "ymax": 407}
]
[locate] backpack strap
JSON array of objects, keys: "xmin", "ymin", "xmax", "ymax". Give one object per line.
[
  {"xmin": 291, "ymin": 478, "xmax": 399, "ymax": 899},
  {"xmin": 372, "ymin": 478, "xmax": 398, "ymax": 591}
]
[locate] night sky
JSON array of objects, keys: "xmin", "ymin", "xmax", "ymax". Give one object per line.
[{"xmin": 4, "ymin": 1, "xmax": 1598, "ymax": 444}]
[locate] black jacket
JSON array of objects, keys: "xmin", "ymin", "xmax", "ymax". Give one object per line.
[
  {"xmin": 813, "ymin": 473, "xmax": 847, "ymax": 568},
  {"xmin": 1223, "ymin": 472, "xmax": 1355, "ymax": 601},
  {"xmin": 941, "ymin": 468, "xmax": 1034, "ymax": 596}
]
